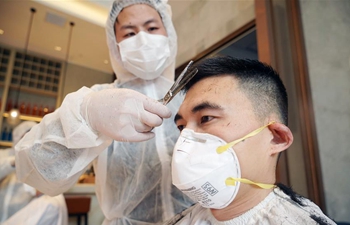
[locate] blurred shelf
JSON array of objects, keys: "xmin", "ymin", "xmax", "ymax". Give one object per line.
[
  {"xmin": 3, "ymin": 112, "xmax": 42, "ymax": 122},
  {"xmin": 0, "ymin": 141, "xmax": 12, "ymax": 147},
  {"xmin": 65, "ymin": 183, "xmax": 96, "ymax": 195},
  {"xmin": 9, "ymin": 85, "xmax": 58, "ymax": 97}
]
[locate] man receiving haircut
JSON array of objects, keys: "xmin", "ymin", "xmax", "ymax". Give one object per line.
[{"xmin": 169, "ymin": 56, "xmax": 336, "ymax": 224}]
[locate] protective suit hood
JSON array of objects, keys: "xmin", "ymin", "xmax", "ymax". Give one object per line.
[{"xmin": 106, "ymin": 0, "xmax": 177, "ymax": 84}]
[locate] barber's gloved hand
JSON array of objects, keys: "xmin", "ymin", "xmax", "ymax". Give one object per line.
[{"xmin": 81, "ymin": 88, "xmax": 171, "ymax": 142}]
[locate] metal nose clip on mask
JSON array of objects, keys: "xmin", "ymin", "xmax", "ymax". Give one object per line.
[{"xmin": 172, "ymin": 122, "xmax": 276, "ymax": 209}]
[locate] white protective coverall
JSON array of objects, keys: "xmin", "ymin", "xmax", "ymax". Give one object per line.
[
  {"xmin": 0, "ymin": 121, "xmax": 68, "ymax": 225},
  {"xmin": 15, "ymin": 0, "xmax": 193, "ymax": 224},
  {"xmin": 165, "ymin": 187, "xmax": 336, "ymax": 225}
]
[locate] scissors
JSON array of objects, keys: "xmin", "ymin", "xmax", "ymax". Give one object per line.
[{"xmin": 159, "ymin": 60, "xmax": 198, "ymax": 105}]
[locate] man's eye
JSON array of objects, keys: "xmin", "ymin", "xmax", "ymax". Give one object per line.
[
  {"xmin": 200, "ymin": 116, "xmax": 213, "ymax": 124},
  {"xmin": 177, "ymin": 125, "xmax": 185, "ymax": 131},
  {"xmin": 148, "ymin": 27, "xmax": 158, "ymax": 32},
  {"xmin": 124, "ymin": 32, "xmax": 135, "ymax": 38}
]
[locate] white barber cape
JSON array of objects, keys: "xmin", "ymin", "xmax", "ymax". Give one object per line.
[{"xmin": 165, "ymin": 188, "xmax": 336, "ymax": 225}]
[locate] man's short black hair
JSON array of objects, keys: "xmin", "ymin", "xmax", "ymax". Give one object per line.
[{"xmin": 184, "ymin": 56, "xmax": 288, "ymax": 125}]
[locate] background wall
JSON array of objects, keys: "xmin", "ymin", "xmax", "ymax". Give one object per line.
[
  {"xmin": 299, "ymin": 0, "xmax": 350, "ymax": 222},
  {"xmin": 61, "ymin": 63, "xmax": 113, "ymax": 101},
  {"xmin": 172, "ymin": 0, "xmax": 255, "ymax": 66}
]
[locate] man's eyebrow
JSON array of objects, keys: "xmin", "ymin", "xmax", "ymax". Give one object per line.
[
  {"xmin": 119, "ymin": 24, "xmax": 136, "ymax": 30},
  {"xmin": 143, "ymin": 19, "xmax": 159, "ymax": 26},
  {"xmin": 192, "ymin": 102, "xmax": 222, "ymax": 114},
  {"xmin": 119, "ymin": 19, "xmax": 159, "ymax": 30},
  {"xmin": 174, "ymin": 102, "xmax": 222, "ymax": 124}
]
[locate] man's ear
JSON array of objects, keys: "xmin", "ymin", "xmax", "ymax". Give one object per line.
[{"xmin": 268, "ymin": 122, "xmax": 293, "ymax": 155}]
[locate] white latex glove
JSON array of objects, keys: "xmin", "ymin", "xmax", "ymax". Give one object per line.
[{"xmin": 81, "ymin": 88, "xmax": 171, "ymax": 142}]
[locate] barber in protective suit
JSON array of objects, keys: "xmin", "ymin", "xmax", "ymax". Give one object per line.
[
  {"xmin": 0, "ymin": 121, "xmax": 67, "ymax": 225},
  {"xmin": 15, "ymin": 0, "xmax": 193, "ymax": 224}
]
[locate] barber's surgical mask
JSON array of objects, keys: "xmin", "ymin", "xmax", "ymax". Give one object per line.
[
  {"xmin": 172, "ymin": 122, "xmax": 275, "ymax": 209},
  {"xmin": 118, "ymin": 31, "xmax": 170, "ymax": 80}
]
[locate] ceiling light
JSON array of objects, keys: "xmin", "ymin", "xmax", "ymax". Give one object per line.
[
  {"xmin": 104, "ymin": 60, "xmax": 109, "ymax": 64},
  {"xmin": 33, "ymin": 0, "xmax": 108, "ymax": 27},
  {"xmin": 55, "ymin": 46, "xmax": 62, "ymax": 51},
  {"xmin": 0, "ymin": 29, "xmax": 4, "ymax": 35}
]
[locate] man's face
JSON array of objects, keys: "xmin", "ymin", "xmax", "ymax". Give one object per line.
[
  {"xmin": 175, "ymin": 75, "xmax": 273, "ymax": 192},
  {"xmin": 114, "ymin": 4, "xmax": 167, "ymax": 43}
]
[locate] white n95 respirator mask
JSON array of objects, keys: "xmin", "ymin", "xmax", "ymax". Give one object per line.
[
  {"xmin": 118, "ymin": 31, "xmax": 170, "ymax": 80},
  {"xmin": 172, "ymin": 123, "xmax": 276, "ymax": 209}
]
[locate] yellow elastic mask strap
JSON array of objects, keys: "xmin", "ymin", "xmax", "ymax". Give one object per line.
[
  {"xmin": 225, "ymin": 177, "xmax": 276, "ymax": 189},
  {"xmin": 216, "ymin": 121, "xmax": 275, "ymax": 154}
]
